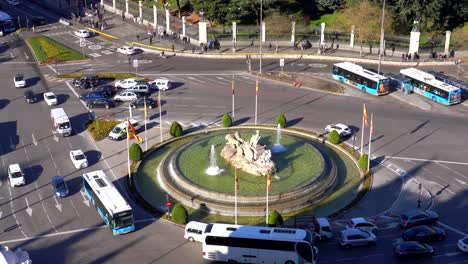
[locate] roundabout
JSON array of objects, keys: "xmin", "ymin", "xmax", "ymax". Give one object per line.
[{"xmin": 134, "ymin": 126, "xmax": 363, "ymax": 222}]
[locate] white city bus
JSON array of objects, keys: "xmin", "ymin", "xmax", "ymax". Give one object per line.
[
  {"xmin": 332, "ymin": 62, "xmax": 390, "ymax": 96},
  {"xmin": 202, "ymin": 223, "xmax": 318, "ymax": 264},
  {"xmin": 82, "ymin": 170, "xmax": 135, "ymax": 235}
]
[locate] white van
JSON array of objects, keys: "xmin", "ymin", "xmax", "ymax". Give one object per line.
[
  {"xmin": 51, "ymin": 108, "xmax": 72, "ymax": 136},
  {"xmin": 184, "ymin": 221, "xmax": 207, "ymax": 242},
  {"xmin": 8, "ymin": 164, "xmax": 25, "ymax": 187},
  {"xmin": 149, "ymin": 79, "xmax": 172, "ymax": 91}
]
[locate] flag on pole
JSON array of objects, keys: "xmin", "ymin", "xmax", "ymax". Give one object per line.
[
  {"xmin": 363, "ymin": 104, "xmax": 369, "ymax": 127},
  {"xmin": 267, "ymin": 175, "xmax": 272, "ymax": 190},
  {"xmin": 157, "ymin": 92, "xmax": 161, "ymax": 108},
  {"xmin": 232, "ymin": 79, "xmax": 235, "ymax": 95},
  {"xmin": 235, "ymin": 172, "xmax": 240, "ymax": 191},
  {"xmin": 369, "ymin": 114, "xmax": 373, "ymax": 138},
  {"xmin": 144, "ymin": 97, "xmax": 148, "ymax": 119},
  {"xmin": 128, "ymin": 120, "xmax": 143, "ymax": 143},
  {"xmin": 256, "ymin": 80, "xmax": 259, "ymax": 96}
]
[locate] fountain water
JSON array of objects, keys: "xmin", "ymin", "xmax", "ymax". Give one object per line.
[
  {"xmin": 271, "ymin": 124, "xmax": 286, "ymax": 153},
  {"xmin": 205, "ymin": 144, "xmax": 224, "ymax": 175}
]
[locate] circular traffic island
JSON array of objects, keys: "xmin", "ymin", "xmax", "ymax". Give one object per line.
[{"xmin": 135, "ymin": 126, "xmax": 362, "ymax": 222}]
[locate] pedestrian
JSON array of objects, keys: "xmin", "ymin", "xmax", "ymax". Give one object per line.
[
  {"xmin": 408, "ymin": 53, "xmax": 411, "ymax": 61},
  {"xmin": 171, "ymin": 44, "xmax": 175, "ymax": 52},
  {"xmin": 122, "ymin": 12, "xmax": 125, "ymax": 21},
  {"xmin": 191, "ymin": 46, "xmax": 195, "ymax": 54},
  {"xmin": 136, "ymin": 34, "xmax": 140, "ymax": 41},
  {"xmin": 336, "ymin": 43, "xmax": 339, "ymax": 50},
  {"xmin": 268, "ymin": 43, "xmax": 272, "ymax": 50},
  {"xmin": 391, "ymin": 45, "xmax": 395, "ymax": 57},
  {"xmin": 150, "ymin": 36, "xmax": 153, "ymax": 45},
  {"xmin": 250, "ymin": 39, "xmax": 254, "ymax": 46},
  {"xmin": 32, "ymin": 24, "xmax": 35, "ymax": 33}
]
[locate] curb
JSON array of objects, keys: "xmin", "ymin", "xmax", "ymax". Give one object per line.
[{"xmin": 87, "ymin": 27, "xmax": 120, "ymax": 39}]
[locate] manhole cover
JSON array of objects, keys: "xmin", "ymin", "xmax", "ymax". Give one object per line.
[{"xmin": 88, "ymin": 45, "xmax": 102, "ymax": 50}]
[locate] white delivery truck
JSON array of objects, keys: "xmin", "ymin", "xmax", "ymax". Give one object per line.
[{"xmin": 51, "ymin": 108, "xmax": 72, "ymax": 136}]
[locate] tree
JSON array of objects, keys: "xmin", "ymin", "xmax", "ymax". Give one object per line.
[
  {"xmin": 335, "ymin": 0, "xmax": 393, "ymax": 54},
  {"xmin": 170, "ymin": 121, "xmax": 183, "ymax": 137},
  {"xmin": 275, "ymin": 113, "xmax": 287, "ymax": 128},
  {"xmin": 171, "ymin": 203, "xmax": 189, "ymax": 224},
  {"xmin": 358, "ymin": 154, "xmax": 369, "ymax": 172},
  {"xmin": 328, "ymin": 130, "xmax": 341, "ymax": 144},
  {"xmin": 316, "ymin": 0, "xmax": 344, "ymax": 13},
  {"xmin": 129, "ymin": 143, "xmax": 143, "ymax": 161},
  {"xmin": 268, "ymin": 210, "xmax": 284, "ymax": 226},
  {"xmin": 264, "ymin": 12, "xmax": 292, "ymax": 52},
  {"xmin": 222, "ymin": 113, "xmax": 233, "ymax": 127}
]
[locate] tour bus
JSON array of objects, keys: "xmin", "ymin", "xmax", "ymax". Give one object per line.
[
  {"xmin": 332, "ymin": 62, "xmax": 390, "ymax": 96},
  {"xmin": 83, "ymin": 170, "xmax": 135, "ymax": 235},
  {"xmin": 400, "ymin": 68, "xmax": 462, "ymax": 105},
  {"xmin": 0, "ymin": 11, "xmax": 16, "ymax": 36},
  {"xmin": 202, "ymin": 223, "xmax": 318, "ymax": 264}
]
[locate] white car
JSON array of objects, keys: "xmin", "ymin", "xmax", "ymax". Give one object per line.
[
  {"xmin": 346, "ymin": 217, "xmax": 378, "ymax": 234},
  {"xmin": 458, "ymin": 236, "xmax": 468, "ymax": 252},
  {"xmin": 14, "ymin": 74, "xmax": 26, "ymax": 88},
  {"xmin": 69, "ymin": 149, "xmax": 88, "ymax": 169},
  {"xmin": 325, "ymin": 123, "xmax": 352, "ymax": 137},
  {"xmin": 108, "ymin": 119, "xmax": 140, "ymax": 140},
  {"xmin": 115, "ymin": 78, "xmax": 139, "ymax": 89},
  {"xmin": 43, "ymin": 92, "xmax": 58, "ymax": 106},
  {"xmin": 6, "ymin": 0, "xmax": 20, "ymax": 6},
  {"xmin": 149, "ymin": 79, "xmax": 172, "ymax": 91},
  {"xmin": 117, "ymin": 46, "xmax": 137, "ymax": 55},
  {"xmin": 8, "ymin": 164, "xmax": 25, "ymax": 187},
  {"xmin": 74, "ymin": 29, "xmax": 91, "ymax": 38},
  {"xmin": 114, "ymin": 91, "xmax": 138, "ymax": 102}
]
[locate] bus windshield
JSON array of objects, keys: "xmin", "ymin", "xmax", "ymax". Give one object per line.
[{"xmin": 114, "ymin": 210, "xmax": 133, "ymax": 229}]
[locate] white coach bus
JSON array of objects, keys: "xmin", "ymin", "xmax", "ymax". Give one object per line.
[{"xmin": 202, "ymin": 223, "xmax": 318, "ymax": 264}]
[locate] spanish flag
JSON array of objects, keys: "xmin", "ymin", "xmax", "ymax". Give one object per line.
[
  {"xmin": 363, "ymin": 104, "xmax": 369, "ymax": 127},
  {"xmin": 235, "ymin": 170, "xmax": 239, "ymax": 191},
  {"xmin": 256, "ymin": 80, "xmax": 259, "ymax": 96},
  {"xmin": 128, "ymin": 120, "xmax": 143, "ymax": 143},
  {"xmin": 267, "ymin": 175, "xmax": 272, "ymax": 190},
  {"xmin": 143, "ymin": 97, "xmax": 147, "ymax": 120},
  {"xmin": 232, "ymin": 79, "xmax": 235, "ymax": 95},
  {"xmin": 157, "ymin": 93, "xmax": 161, "ymax": 109}
]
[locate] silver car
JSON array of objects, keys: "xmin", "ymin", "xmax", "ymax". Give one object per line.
[{"xmin": 339, "ymin": 228, "xmax": 376, "ymax": 248}]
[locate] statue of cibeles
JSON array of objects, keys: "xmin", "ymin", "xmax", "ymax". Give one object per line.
[{"xmin": 221, "ymin": 130, "xmax": 276, "ymax": 176}]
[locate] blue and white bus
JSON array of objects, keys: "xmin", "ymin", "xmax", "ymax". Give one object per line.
[
  {"xmin": 83, "ymin": 170, "xmax": 135, "ymax": 235},
  {"xmin": 0, "ymin": 11, "xmax": 16, "ymax": 36},
  {"xmin": 400, "ymin": 68, "xmax": 462, "ymax": 105},
  {"xmin": 332, "ymin": 62, "xmax": 390, "ymax": 96},
  {"xmin": 202, "ymin": 223, "xmax": 318, "ymax": 264}
]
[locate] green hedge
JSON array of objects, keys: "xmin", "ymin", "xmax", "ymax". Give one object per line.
[
  {"xmin": 328, "ymin": 130, "xmax": 341, "ymax": 144},
  {"xmin": 170, "ymin": 121, "xmax": 183, "ymax": 137},
  {"xmin": 86, "ymin": 120, "xmax": 120, "ymax": 141},
  {"xmin": 222, "ymin": 113, "xmax": 233, "ymax": 127},
  {"xmin": 129, "ymin": 143, "xmax": 143, "ymax": 161},
  {"xmin": 275, "ymin": 113, "xmax": 287, "ymax": 128},
  {"xmin": 358, "ymin": 154, "xmax": 369, "ymax": 171},
  {"xmin": 26, "ymin": 36, "xmax": 86, "ymax": 63},
  {"xmin": 171, "ymin": 203, "xmax": 188, "ymax": 224},
  {"xmin": 268, "ymin": 210, "xmax": 284, "ymax": 227}
]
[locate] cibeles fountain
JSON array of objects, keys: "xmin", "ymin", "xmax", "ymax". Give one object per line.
[
  {"xmin": 205, "ymin": 144, "xmax": 224, "ymax": 176},
  {"xmin": 221, "ymin": 130, "xmax": 276, "ymax": 176}
]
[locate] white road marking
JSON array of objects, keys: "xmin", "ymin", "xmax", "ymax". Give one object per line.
[
  {"xmin": 437, "ymin": 222, "xmax": 468, "ymax": 237},
  {"xmin": 426, "ymin": 180, "xmax": 455, "ymax": 195},
  {"xmin": 404, "ymin": 159, "xmax": 433, "ymax": 174},
  {"xmin": 9, "ymin": 51, "xmax": 14, "ymax": 58},
  {"xmin": 70, "ymin": 199, "xmax": 81, "ymax": 218},
  {"xmin": 31, "ymin": 133, "xmax": 38, "ymax": 146},
  {"xmin": 0, "ymin": 211, "xmax": 2, "ymax": 219},
  {"xmin": 47, "ymin": 64, "xmax": 58, "ymax": 74},
  {"xmin": 65, "ymin": 81, "xmax": 88, "ymax": 109},
  {"xmin": 8, "ymin": 186, "xmax": 27, "ymax": 238},
  {"xmin": 25, "ymin": 197, "xmax": 33, "ymax": 217},
  {"xmin": 436, "ymin": 162, "xmax": 468, "ymax": 180},
  {"xmin": 24, "ymin": 52, "xmax": 29, "ymax": 60},
  {"xmin": 433, "ymin": 252, "xmax": 463, "ymax": 258},
  {"xmin": 455, "ymin": 178, "xmax": 467, "ymax": 186},
  {"xmin": 80, "ymin": 191, "xmax": 90, "ymax": 207},
  {"xmin": 186, "ymin": 76, "xmax": 206, "ymax": 83},
  {"xmin": 53, "ymin": 196, "xmax": 62, "ymax": 212},
  {"xmin": 387, "ymin": 156, "xmax": 468, "ymax": 166}
]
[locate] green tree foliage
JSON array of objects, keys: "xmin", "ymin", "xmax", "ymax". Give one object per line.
[
  {"xmin": 275, "ymin": 113, "xmax": 287, "ymax": 128},
  {"xmin": 316, "ymin": 0, "xmax": 344, "ymax": 13},
  {"xmin": 170, "ymin": 121, "xmax": 183, "ymax": 137},
  {"xmin": 268, "ymin": 210, "xmax": 284, "ymax": 227},
  {"xmin": 328, "ymin": 130, "xmax": 341, "ymax": 144},
  {"xmin": 265, "ymin": 12, "xmax": 292, "ymax": 51},
  {"xmin": 222, "ymin": 113, "xmax": 233, "ymax": 127},
  {"xmin": 358, "ymin": 154, "xmax": 369, "ymax": 171},
  {"xmin": 171, "ymin": 203, "xmax": 189, "ymax": 224},
  {"xmin": 129, "ymin": 143, "xmax": 143, "ymax": 161}
]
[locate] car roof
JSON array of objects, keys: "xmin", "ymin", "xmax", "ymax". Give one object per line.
[
  {"xmin": 335, "ymin": 123, "xmax": 349, "ymax": 129},
  {"xmin": 341, "ymin": 228, "xmax": 366, "ymax": 236},
  {"xmin": 15, "ymin": 74, "xmax": 24, "ymax": 77},
  {"xmin": 116, "ymin": 119, "xmax": 138, "ymax": 128},
  {"xmin": 44, "ymin": 92, "xmax": 55, "ymax": 96},
  {"xmin": 402, "ymin": 209, "xmax": 425, "ymax": 217},
  {"xmin": 350, "ymin": 217, "xmax": 369, "ymax": 225},
  {"xmin": 8, "ymin": 164, "xmax": 21, "ymax": 172},
  {"xmin": 52, "ymin": 175, "xmax": 64, "ymax": 183},
  {"xmin": 186, "ymin": 221, "xmax": 208, "ymax": 230},
  {"xmin": 70, "ymin": 149, "xmax": 84, "ymax": 156}
]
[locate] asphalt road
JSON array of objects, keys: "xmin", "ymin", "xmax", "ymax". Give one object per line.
[{"xmin": 0, "ymin": 2, "xmax": 467, "ymax": 263}]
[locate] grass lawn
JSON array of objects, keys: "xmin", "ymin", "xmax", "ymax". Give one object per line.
[
  {"xmin": 309, "ymin": 13, "xmax": 340, "ymax": 28},
  {"xmin": 86, "ymin": 120, "xmax": 121, "ymax": 141},
  {"xmin": 26, "ymin": 36, "xmax": 86, "ymax": 63}
]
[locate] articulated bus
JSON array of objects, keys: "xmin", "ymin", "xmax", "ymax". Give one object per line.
[
  {"xmin": 332, "ymin": 62, "xmax": 390, "ymax": 96},
  {"xmin": 202, "ymin": 223, "xmax": 318, "ymax": 264},
  {"xmin": 400, "ymin": 68, "xmax": 462, "ymax": 105},
  {"xmin": 0, "ymin": 11, "xmax": 16, "ymax": 36},
  {"xmin": 83, "ymin": 170, "xmax": 135, "ymax": 235}
]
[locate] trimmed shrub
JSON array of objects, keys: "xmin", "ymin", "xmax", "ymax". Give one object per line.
[
  {"xmin": 358, "ymin": 154, "xmax": 369, "ymax": 171},
  {"xmin": 170, "ymin": 121, "xmax": 183, "ymax": 137},
  {"xmin": 275, "ymin": 113, "xmax": 287, "ymax": 128},
  {"xmin": 171, "ymin": 203, "xmax": 188, "ymax": 224},
  {"xmin": 268, "ymin": 210, "xmax": 284, "ymax": 227},
  {"xmin": 129, "ymin": 143, "xmax": 143, "ymax": 161},
  {"xmin": 328, "ymin": 130, "xmax": 341, "ymax": 144},
  {"xmin": 86, "ymin": 120, "xmax": 120, "ymax": 141},
  {"xmin": 222, "ymin": 113, "xmax": 233, "ymax": 127}
]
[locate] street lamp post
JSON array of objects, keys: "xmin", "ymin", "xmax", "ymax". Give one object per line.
[
  {"xmin": 377, "ymin": 0, "xmax": 386, "ymax": 75},
  {"xmin": 259, "ymin": 0, "xmax": 263, "ymax": 74}
]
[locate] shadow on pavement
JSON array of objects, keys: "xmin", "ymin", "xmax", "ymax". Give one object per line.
[
  {"xmin": 288, "ymin": 117, "xmax": 303, "ymax": 127},
  {"xmin": 0, "ymin": 99, "xmax": 10, "ymax": 110},
  {"xmin": 85, "ymin": 149, "xmax": 102, "ymax": 166}
]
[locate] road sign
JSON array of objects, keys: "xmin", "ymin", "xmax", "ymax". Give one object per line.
[
  {"xmin": 133, "ymin": 59, "xmax": 139, "ymax": 68},
  {"xmin": 280, "ymin": 59, "xmax": 285, "ymax": 67},
  {"xmin": 79, "ymin": 38, "xmax": 86, "ymax": 47}
]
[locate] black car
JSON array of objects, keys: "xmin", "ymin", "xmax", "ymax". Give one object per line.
[
  {"xmin": 73, "ymin": 75, "xmax": 99, "ymax": 89},
  {"xmin": 79, "ymin": 91, "xmax": 109, "ymax": 101},
  {"xmin": 129, "ymin": 97, "xmax": 157, "ymax": 109},
  {"xmin": 24, "ymin": 90, "xmax": 36, "ymax": 103},
  {"xmin": 86, "ymin": 98, "xmax": 116, "ymax": 109},
  {"xmin": 51, "ymin": 176, "xmax": 69, "ymax": 198},
  {"xmin": 91, "ymin": 85, "xmax": 118, "ymax": 96},
  {"xmin": 402, "ymin": 225, "xmax": 445, "ymax": 242},
  {"xmin": 393, "ymin": 241, "xmax": 434, "ymax": 258},
  {"xmin": 400, "ymin": 210, "xmax": 439, "ymax": 228}
]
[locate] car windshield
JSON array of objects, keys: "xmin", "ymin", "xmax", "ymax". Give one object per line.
[
  {"xmin": 75, "ymin": 154, "xmax": 85, "ymax": 160},
  {"xmin": 12, "ymin": 171, "xmax": 23, "ymax": 178},
  {"xmin": 113, "ymin": 211, "xmax": 133, "ymax": 229},
  {"xmin": 56, "ymin": 181, "xmax": 66, "ymax": 190},
  {"xmin": 15, "ymin": 76, "xmax": 23, "ymax": 81},
  {"xmin": 112, "ymin": 127, "xmax": 122, "ymax": 134},
  {"xmin": 462, "ymin": 237, "xmax": 468, "ymax": 243},
  {"xmin": 59, "ymin": 122, "xmax": 70, "ymax": 129},
  {"xmin": 46, "ymin": 95, "xmax": 56, "ymax": 99}
]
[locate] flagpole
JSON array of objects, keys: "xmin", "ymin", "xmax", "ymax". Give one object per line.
[
  {"xmin": 266, "ymin": 176, "xmax": 269, "ymax": 226},
  {"xmin": 127, "ymin": 119, "xmax": 131, "ymax": 180},
  {"xmin": 158, "ymin": 89, "xmax": 163, "ymax": 143},
  {"xmin": 144, "ymin": 97, "xmax": 148, "ymax": 152},
  {"xmin": 255, "ymin": 78, "xmax": 258, "ymax": 125},
  {"xmin": 234, "ymin": 168, "xmax": 238, "ymax": 225},
  {"xmin": 360, "ymin": 104, "xmax": 365, "ymax": 155},
  {"xmin": 129, "ymin": 104, "xmax": 133, "ymax": 119},
  {"xmin": 232, "ymin": 75, "xmax": 235, "ymax": 121},
  {"xmin": 368, "ymin": 113, "xmax": 373, "ymax": 172}
]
